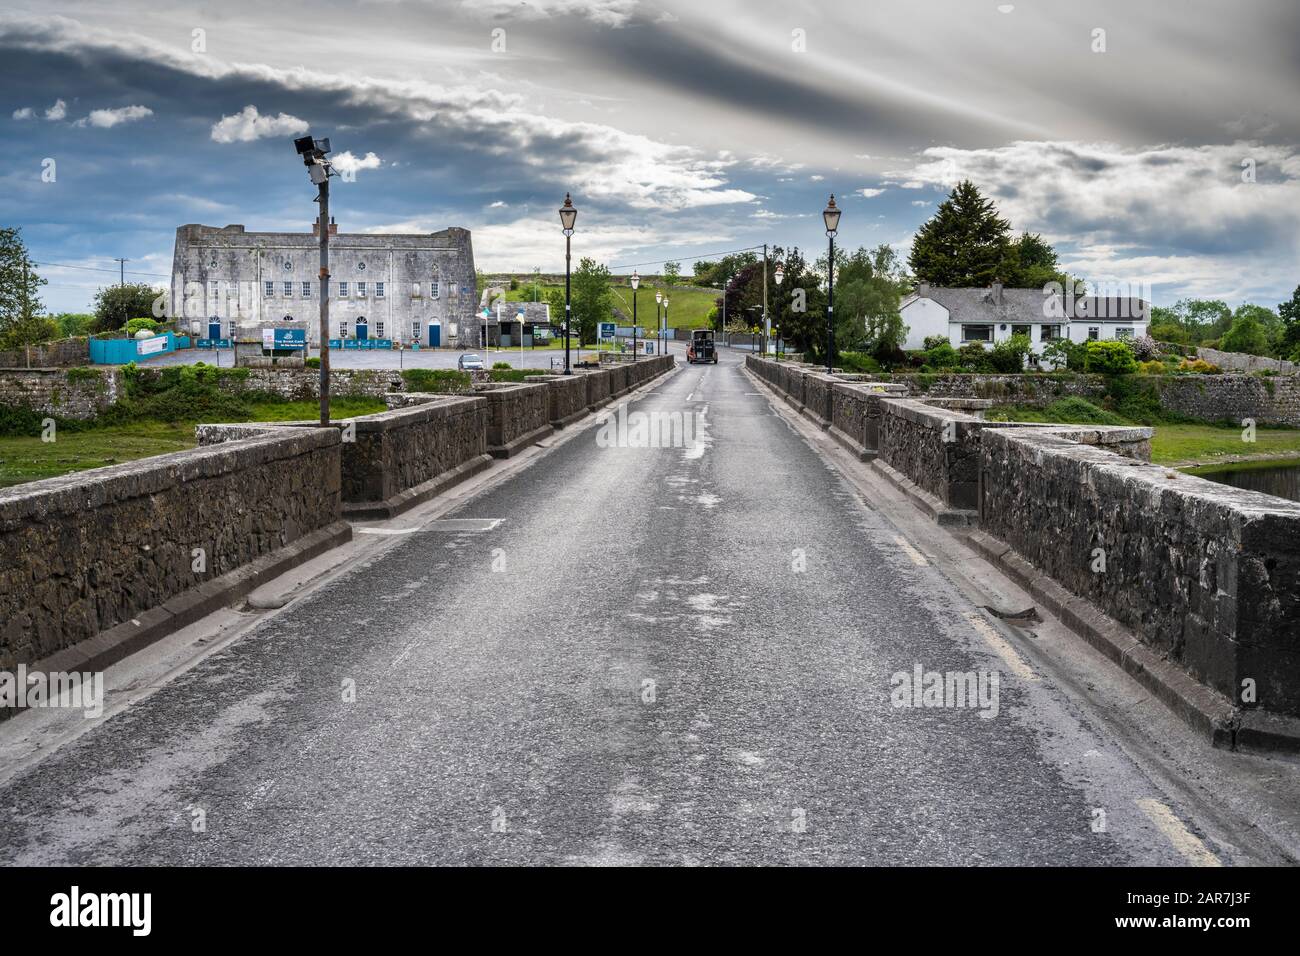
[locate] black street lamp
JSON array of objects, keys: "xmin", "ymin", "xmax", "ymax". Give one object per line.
[
  {"xmin": 630, "ymin": 270, "xmax": 640, "ymax": 361},
  {"xmin": 662, "ymin": 294, "xmax": 669, "ymax": 357},
  {"xmin": 560, "ymin": 193, "xmax": 577, "ymax": 374},
  {"xmin": 823, "ymin": 194, "xmax": 841, "ymax": 372},
  {"xmin": 774, "ymin": 261, "xmax": 784, "ymax": 360},
  {"xmin": 654, "ymin": 289, "xmax": 662, "ymax": 357}
]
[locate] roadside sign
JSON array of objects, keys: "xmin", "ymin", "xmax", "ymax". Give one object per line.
[
  {"xmin": 137, "ymin": 335, "xmax": 168, "ymax": 356},
  {"xmin": 599, "ymin": 322, "xmax": 616, "ymax": 340}
]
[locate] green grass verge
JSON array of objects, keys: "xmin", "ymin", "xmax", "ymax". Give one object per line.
[
  {"xmin": 0, "ymin": 397, "xmax": 387, "ymax": 488},
  {"xmin": 985, "ymin": 397, "xmax": 1300, "ymax": 465}
]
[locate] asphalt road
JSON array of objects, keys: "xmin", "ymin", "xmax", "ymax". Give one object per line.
[{"xmin": 0, "ymin": 348, "xmax": 1225, "ymax": 865}]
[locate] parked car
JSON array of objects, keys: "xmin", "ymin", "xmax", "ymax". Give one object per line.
[
  {"xmin": 458, "ymin": 353, "xmax": 485, "ymax": 371},
  {"xmin": 686, "ymin": 329, "xmax": 718, "ymax": 364}
]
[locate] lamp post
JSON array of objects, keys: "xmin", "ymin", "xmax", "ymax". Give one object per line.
[
  {"xmin": 293, "ymin": 134, "xmax": 335, "ymax": 426},
  {"xmin": 662, "ymin": 294, "xmax": 669, "ymax": 358},
  {"xmin": 774, "ymin": 261, "xmax": 784, "ymax": 360},
  {"xmin": 823, "ymin": 194, "xmax": 841, "ymax": 373},
  {"xmin": 630, "ymin": 270, "xmax": 640, "ymax": 361},
  {"xmin": 559, "ymin": 193, "xmax": 577, "ymax": 374},
  {"xmin": 655, "ymin": 289, "xmax": 662, "ymax": 356}
]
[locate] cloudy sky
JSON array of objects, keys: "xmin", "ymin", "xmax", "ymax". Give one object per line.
[{"xmin": 2, "ymin": 0, "xmax": 1297, "ymax": 312}]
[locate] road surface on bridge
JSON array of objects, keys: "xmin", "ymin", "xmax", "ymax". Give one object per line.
[{"xmin": 0, "ymin": 348, "xmax": 1275, "ymax": 865}]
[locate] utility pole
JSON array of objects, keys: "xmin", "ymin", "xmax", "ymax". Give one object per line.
[
  {"xmin": 114, "ymin": 257, "xmax": 128, "ymax": 287},
  {"xmin": 762, "ymin": 243, "xmax": 769, "ymax": 357}
]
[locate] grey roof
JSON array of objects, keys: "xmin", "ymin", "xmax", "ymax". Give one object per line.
[{"xmin": 910, "ymin": 286, "xmax": 1148, "ymax": 324}]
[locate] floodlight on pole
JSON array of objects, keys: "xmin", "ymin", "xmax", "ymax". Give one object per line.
[{"xmin": 293, "ymin": 133, "xmax": 336, "ymax": 426}]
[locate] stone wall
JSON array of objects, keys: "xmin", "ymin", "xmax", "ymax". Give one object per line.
[
  {"xmin": 526, "ymin": 374, "xmax": 589, "ymax": 428},
  {"xmin": 1152, "ymin": 374, "xmax": 1300, "ymax": 426},
  {"xmin": 980, "ymin": 427, "xmax": 1300, "ymax": 717},
  {"xmin": 863, "ymin": 372, "xmax": 1110, "ymax": 405},
  {"xmin": 0, "ymin": 426, "xmax": 343, "ymax": 668},
  {"xmin": 1198, "ymin": 346, "xmax": 1298, "ymax": 375},
  {"xmin": 219, "ymin": 367, "xmax": 407, "ymax": 400},
  {"xmin": 0, "ymin": 337, "xmax": 90, "ymax": 369},
  {"xmin": 0, "ymin": 368, "xmax": 122, "ymax": 420},
  {"xmin": 473, "ymin": 381, "xmax": 553, "ymax": 458}
]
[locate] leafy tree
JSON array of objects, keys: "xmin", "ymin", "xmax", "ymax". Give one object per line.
[
  {"xmin": 908, "ymin": 181, "xmax": 1016, "ymax": 287},
  {"xmin": 662, "ymin": 261, "xmax": 681, "ymax": 288},
  {"xmin": 831, "ymin": 244, "xmax": 911, "ymax": 358},
  {"xmin": 570, "ymin": 257, "xmax": 612, "ymax": 345},
  {"xmin": 92, "ymin": 282, "xmax": 161, "ymax": 333},
  {"xmin": 1278, "ymin": 285, "xmax": 1300, "ymax": 359},
  {"xmin": 0, "ymin": 226, "xmax": 46, "ymax": 341},
  {"xmin": 1220, "ymin": 311, "xmax": 1270, "ymax": 355},
  {"xmin": 1041, "ymin": 338, "xmax": 1085, "ymax": 370},
  {"xmin": 692, "ymin": 260, "xmax": 717, "ymax": 284},
  {"xmin": 924, "ymin": 340, "xmax": 961, "ymax": 369},
  {"xmin": 54, "ymin": 312, "xmax": 95, "ymax": 337}
]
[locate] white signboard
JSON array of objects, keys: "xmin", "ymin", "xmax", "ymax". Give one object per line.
[
  {"xmin": 262, "ymin": 328, "xmax": 275, "ymax": 350},
  {"xmin": 138, "ymin": 335, "xmax": 168, "ymax": 355}
]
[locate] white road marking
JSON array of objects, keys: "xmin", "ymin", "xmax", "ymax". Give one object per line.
[
  {"xmin": 356, "ymin": 527, "xmax": 419, "ymax": 535},
  {"xmin": 893, "ymin": 535, "xmax": 928, "ymax": 566},
  {"xmin": 1135, "ymin": 798, "xmax": 1222, "ymax": 866},
  {"xmin": 963, "ymin": 611, "xmax": 1038, "ymax": 682}
]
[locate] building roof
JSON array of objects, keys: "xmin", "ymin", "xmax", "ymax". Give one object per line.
[{"xmin": 904, "ymin": 285, "xmax": 1148, "ymax": 324}]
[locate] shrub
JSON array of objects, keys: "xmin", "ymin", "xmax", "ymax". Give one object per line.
[
  {"xmin": 1041, "ymin": 338, "xmax": 1084, "ymax": 371},
  {"xmin": 124, "ymin": 317, "xmax": 163, "ymax": 337},
  {"xmin": 836, "ymin": 351, "xmax": 882, "ymax": 373},
  {"xmin": 924, "ymin": 341, "xmax": 961, "ymax": 370},
  {"xmin": 922, "ymin": 334, "xmax": 949, "ymax": 351},
  {"xmin": 957, "ymin": 342, "xmax": 993, "ymax": 372},
  {"xmin": 1137, "ymin": 360, "xmax": 1165, "ymax": 375},
  {"xmin": 305, "ymin": 357, "xmax": 320, "ymax": 368},
  {"xmin": 989, "ymin": 334, "xmax": 1032, "ymax": 373},
  {"xmin": 492, "ymin": 361, "xmax": 513, "ymax": 369},
  {"xmin": 1131, "ymin": 334, "xmax": 1160, "ymax": 362},
  {"xmin": 1177, "ymin": 358, "xmax": 1221, "ymax": 374},
  {"xmin": 1040, "ymin": 397, "xmax": 1129, "ymax": 426},
  {"xmin": 1082, "ymin": 339, "xmax": 1138, "ymax": 375}
]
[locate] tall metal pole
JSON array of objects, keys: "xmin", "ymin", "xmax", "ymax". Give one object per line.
[
  {"xmin": 762, "ymin": 243, "xmax": 769, "ymax": 357},
  {"xmin": 663, "ymin": 299, "xmax": 668, "ymax": 357},
  {"xmin": 114, "ymin": 257, "xmax": 128, "ymax": 287},
  {"xmin": 632, "ymin": 285, "xmax": 638, "ymax": 361},
  {"xmin": 318, "ymin": 179, "xmax": 331, "ymax": 425},
  {"xmin": 564, "ymin": 232, "xmax": 572, "ymax": 374},
  {"xmin": 826, "ymin": 233, "xmax": 835, "ymax": 373}
]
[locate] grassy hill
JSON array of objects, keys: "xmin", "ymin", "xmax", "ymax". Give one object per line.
[{"xmin": 498, "ymin": 282, "xmax": 723, "ymax": 330}]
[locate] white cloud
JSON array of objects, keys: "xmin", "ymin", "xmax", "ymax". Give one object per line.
[
  {"xmin": 332, "ymin": 150, "xmax": 382, "ymax": 177},
  {"xmin": 12, "ymin": 107, "xmax": 33, "ymax": 119},
  {"xmin": 75, "ymin": 104, "xmax": 152, "ymax": 128},
  {"xmin": 460, "ymin": 0, "xmax": 639, "ymax": 28},
  {"xmin": 489, "ymin": 200, "xmax": 508, "ymax": 208},
  {"xmin": 810, "ymin": 174, "xmax": 825, "ymax": 182},
  {"xmin": 859, "ymin": 188, "xmax": 885, "ymax": 198},
  {"xmin": 210, "ymin": 104, "xmax": 308, "ymax": 143},
  {"xmin": 911, "ymin": 200, "xmax": 930, "ymax": 206},
  {"xmin": 44, "ymin": 98, "xmax": 66, "ymax": 120}
]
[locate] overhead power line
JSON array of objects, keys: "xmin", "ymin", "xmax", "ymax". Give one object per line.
[
  {"xmin": 610, "ymin": 244, "xmax": 767, "ymax": 271},
  {"xmin": 33, "ymin": 260, "xmax": 171, "ymax": 279}
]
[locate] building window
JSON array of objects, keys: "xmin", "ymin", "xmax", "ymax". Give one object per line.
[
  {"xmin": 431, "ymin": 279, "xmax": 440, "ymax": 299},
  {"xmin": 376, "ymin": 320, "xmax": 385, "ymax": 339},
  {"xmin": 302, "ymin": 281, "xmax": 312, "ymax": 297},
  {"xmin": 208, "ymin": 280, "xmax": 219, "ymax": 297},
  {"xmin": 961, "ymin": 324, "xmax": 993, "ymax": 342},
  {"xmin": 1116, "ymin": 327, "xmax": 1135, "ymax": 340},
  {"xmin": 357, "ymin": 281, "xmax": 367, "ymax": 297},
  {"xmin": 412, "ymin": 282, "xmax": 421, "ymax": 297},
  {"xmin": 1041, "ymin": 324, "xmax": 1063, "ymax": 341},
  {"xmin": 283, "ymin": 281, "xmax": 293, "ymax": 297},
  {"xmin": 227, "ymin": 319, "xmax": 236, "ymax": 339},
  {"xmin": 1088, "ymin": 326, "xmax": 1100, "ymax": 340},
  {"xmin": 1011, "ymin": 324, "xmax": 1030, "ymax": 339},
  {"xmin": 282, "ymin": 314, "xmax": 293, "ymax": 322},
  {"xmin": 376, "ymin": 282, "xmax": 385, "ymax": 298},
  {"xmin": 340, "ymin": 320, "xmax": 348, "ymax": 339},
  {"xmin": 264, "ymin": 281, "xmax": 274, "ymax": 297},
  {"xmin": 340, "ymin": 281, "xmax": 349, "ymax": 297},
  {"xmin": 412, "ymin": 321, "xmax": 420, "ymax": 341}
]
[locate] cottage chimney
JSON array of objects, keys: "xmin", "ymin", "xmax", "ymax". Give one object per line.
[
  {"xmin": 918, "ymin": 281, "xmax": 930, "ymax": 297},
  {"xmin": 329, "ymin": 216, "xmax": 338, "ymax": 237},
  {"xmin": 312, "ymin": 216, "xmax": 339, "ymax": 237},
  {"xmin": 991, "ymin": 281, "xmax": 1003, "ymax": 304}
]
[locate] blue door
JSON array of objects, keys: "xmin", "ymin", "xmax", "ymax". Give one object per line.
[
  {"xmin": 208, "ymin": 320, "xmax": 221, "ymax": 342},
  {"xmin": 356, "ymin": 321, "xmax": 368, "ymax": 341},
  {"xmin": 428, "ymin": 323, "xmax": 441, "ymax": 347}
]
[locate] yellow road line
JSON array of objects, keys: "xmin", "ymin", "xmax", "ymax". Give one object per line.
[{"xmin": 1135, "ymin": 797, "xmax": 1222, "ymax": 866}]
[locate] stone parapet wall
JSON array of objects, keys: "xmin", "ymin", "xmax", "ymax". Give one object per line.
[
  {"xmin": 1152, "ymin": 374, "xmax": 1300, "ymax": 426},
  {"xmin": 0, "ymin": 426, "xmax": 342, "ymax": 668},
  {"xmin": 473, "ymin": 381, "xmax": 552, "ymax": 458},
  {"xmin": 980, "ymin": 427, "xmax": 1300, "ymax": 717}
]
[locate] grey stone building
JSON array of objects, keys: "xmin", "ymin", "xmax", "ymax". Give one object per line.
[{"xmin": 168, "ymin": 219, "xmax": 477, "ymax": 348}]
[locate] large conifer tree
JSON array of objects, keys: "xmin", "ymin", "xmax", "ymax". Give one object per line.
[{"xmin": 907, "ymin": 180, "xmax": 1016, "ymax": 286}]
